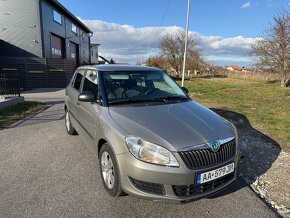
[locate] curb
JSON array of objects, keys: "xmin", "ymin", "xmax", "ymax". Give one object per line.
[{"xmin": 250, "ymin": 178, "xmax": 290, "ymax": 218}]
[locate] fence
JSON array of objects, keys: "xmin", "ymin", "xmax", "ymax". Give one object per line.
[
  {"xmin": 0, "ymin": 57, "xmax": 75, "ymax": 90},
  {"xmin": 0, "ymin": 72, "xmax": 20, "ymax": 99}
]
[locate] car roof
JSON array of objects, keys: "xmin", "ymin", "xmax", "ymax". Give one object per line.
[{"xmin": 77, "ymin": 65, "xmax": 162, "ymax": 72}]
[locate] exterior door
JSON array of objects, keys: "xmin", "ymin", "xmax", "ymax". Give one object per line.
[
  {"xmin": 51, "ymin": 34, "xmax": 64, "ymax": 59},
  {"xmin": 77, "ymin": 70, "xmax": 100, "ymax": 151},
  {"xmin": 70, "ymin": 42, "xmax": 79, "ymax": 70},
  {"xmin": 66, "ymin": 70, "xmax": 85, "ymax": 128}
]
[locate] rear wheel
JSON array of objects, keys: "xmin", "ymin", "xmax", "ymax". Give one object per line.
[
  {"xmin": 65, "ymin": 109, "xmax": 77, "ymax": 135},
  {"xmin": 99, "ymin": 144, "xmax": 124, "ymax": 197}
]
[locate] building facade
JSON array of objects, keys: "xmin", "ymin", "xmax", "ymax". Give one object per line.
[
  {"xmin": 90, "ymin": 43, "xmax": 100, "ymax": 65},
  {"xmin": 0, "ymin": 0, "xmax": 92, "ymax": 67}
]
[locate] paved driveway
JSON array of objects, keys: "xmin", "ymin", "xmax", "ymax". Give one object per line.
[{"xmin": 0, "ymin": 94, "xmax": 277, "ymax": 217}]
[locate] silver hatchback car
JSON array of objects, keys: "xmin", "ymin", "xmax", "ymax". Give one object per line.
[{"xmin": 65, "ymin": 65, "xmax": 239, "ymax": 202}]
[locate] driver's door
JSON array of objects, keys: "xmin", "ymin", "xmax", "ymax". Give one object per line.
[{"xmin": 77, "ymin": 70, "xmax": 100, "ymax": 151}]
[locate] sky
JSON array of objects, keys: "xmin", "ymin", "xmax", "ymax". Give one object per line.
[{"xmin": 59, "ymin": 0, "xmax": 290, "ymax": 66}]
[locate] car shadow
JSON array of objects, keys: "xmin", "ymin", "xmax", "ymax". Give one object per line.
[
  {"xmin": 10, "ymin": 100, "xmax": 65, "ymax": 128},
  {"xmin": 207, "ymin": 107, "xmax": 281, "ymax": 198}
]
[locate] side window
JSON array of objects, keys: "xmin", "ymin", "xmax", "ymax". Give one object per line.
[
  {"xmin": 83, "ymin": 70, "xmax": 98, "ymax": 96},
  {"xmin": 73, "ymin": 72, "xmax": 83, "ymax": 91}
]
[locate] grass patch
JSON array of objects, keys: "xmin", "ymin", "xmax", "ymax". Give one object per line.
[
  {"xmin": 182, "ymin": 77, "xmax": 290, "ymax": 152},
  {"xmin": 0, "ymin": 101, "xmax": 46, "ymax": 129}
]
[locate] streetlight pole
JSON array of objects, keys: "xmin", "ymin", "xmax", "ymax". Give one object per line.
[{"xmin": 181, "ymin": 0, "xmax": 190, "ymax": 87}]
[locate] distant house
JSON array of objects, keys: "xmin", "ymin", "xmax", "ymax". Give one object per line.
[{"xmin": 226, "ymin": 65, "xmax": 242, "ymax": 71}]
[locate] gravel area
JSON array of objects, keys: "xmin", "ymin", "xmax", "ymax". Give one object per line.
[{"xmin": 215, "ymin": 108, "xmax": 290, "ymax": 217}]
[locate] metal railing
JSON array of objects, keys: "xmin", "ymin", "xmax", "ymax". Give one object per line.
[{"xmin": 0, "ymin": 73, "xmax": 20, "ymax": 99}]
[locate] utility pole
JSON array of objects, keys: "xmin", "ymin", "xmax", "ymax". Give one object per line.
[
  {"xmin": 147, "ymin": 43, "xmax": 150, "ymax": 66},
  {"xmin": 181, "ymin": 0, "xmax": 190, "ymax": 87}
]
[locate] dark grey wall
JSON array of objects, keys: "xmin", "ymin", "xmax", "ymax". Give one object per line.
[
  {"xmin": 0, "ymin": 0, "xmax": 43, "ymax": 57},
  {"xmin": 40, "ymin": 0, "xmax": 90, "ymax": 65}
]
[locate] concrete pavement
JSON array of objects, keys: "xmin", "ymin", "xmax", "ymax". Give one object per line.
[{"xmin": 0, "ymin": 99, "xmax": 277, "ymax": 217}]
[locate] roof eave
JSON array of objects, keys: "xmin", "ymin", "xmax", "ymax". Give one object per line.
[{"xmin": 50, "ymin": 0, "xmax": 93, "ymax": 34}]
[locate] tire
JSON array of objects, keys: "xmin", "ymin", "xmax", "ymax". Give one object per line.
[
  {"xmin": 65, "ymin": 109, "xmax": 77, "ymax": 135},
  {"xmin": 99, "ymin": 143, "xmax": 124, "ymax": 197}
]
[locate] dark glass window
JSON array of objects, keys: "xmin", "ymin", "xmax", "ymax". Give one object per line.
[
  {"xmin": 83, "ymin": 71, "xmax": 98, "ymax": 96},
  {"xmin": 73, "ymin": 73, "xmax": 83, "ymax": 91}
]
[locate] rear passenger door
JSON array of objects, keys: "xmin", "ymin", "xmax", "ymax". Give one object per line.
[{"xmin": 66, "ymin": 70, "xmax": 85, "ymax": 126}]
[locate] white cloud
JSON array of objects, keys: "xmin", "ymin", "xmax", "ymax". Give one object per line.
[
  {"xmin": 81, "ymin": 19, "xmax": 258, "ymax": 66},
  {"xmin": 288, "ymin": 2, "xmax": 290, "ymax": 7},
  {"xmin": 241, "ymin": 2, "xmax": 251, "ymax": 9}
]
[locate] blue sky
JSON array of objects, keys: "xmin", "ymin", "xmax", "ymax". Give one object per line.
[{"xmin": 59, "ymin": 0, "xmax": 289, "ymax": 66}]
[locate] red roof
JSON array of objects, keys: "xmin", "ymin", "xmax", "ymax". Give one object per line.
[{"xmin": 229, "ymin": 65, "xmax": 242, "ymax": 71}]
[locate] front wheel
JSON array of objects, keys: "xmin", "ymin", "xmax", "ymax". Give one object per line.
[
  {"xmin": 99, "ymin": 144, "xmax": 124, "ymax": 197},
  {"xmin": 65, "ymin": 109, "xmax": 77, "ymax": 135}
]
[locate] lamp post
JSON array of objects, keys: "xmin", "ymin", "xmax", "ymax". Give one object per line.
[{"xmin": 181, "ymin": 0, "xmax": 190, "ymax": 87}]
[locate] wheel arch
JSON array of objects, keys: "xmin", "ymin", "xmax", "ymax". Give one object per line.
[{"xmin": 98, "ymin": 138, "xmax": 108, "ymax": 157}]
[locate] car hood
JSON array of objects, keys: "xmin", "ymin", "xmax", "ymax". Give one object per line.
[{"xmin": 109, "ymin": 100, "xmax": 234, "ymax": 151}]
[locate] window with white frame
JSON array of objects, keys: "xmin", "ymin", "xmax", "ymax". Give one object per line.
[{"xmin": 72, "ymin": 23, "xmax": 77, "ymax": 34}]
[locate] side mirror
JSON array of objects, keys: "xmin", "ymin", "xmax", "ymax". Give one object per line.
[
  {"xmin": 181, "ymin": 86, "xmax": 189, "ymax": 94},
  {"xmin": 78, "ymin": 91, "xmax": 96, "ymax": 102}
]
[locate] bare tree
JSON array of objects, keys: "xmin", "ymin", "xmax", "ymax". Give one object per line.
[
  {"xmin": 252, "ymin": 10, "xmax": 290, "ymax": 87},
  {"xmin": 147, "ymin": 55, "xmax": 168, "ymax": 70},
  {"xmin": 160, "ymin": 30, "xmax": 201, "ymax": 75}
]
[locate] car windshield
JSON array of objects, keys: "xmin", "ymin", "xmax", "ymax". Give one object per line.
[{"xmin": 102, "ymin": 70, "xmax": 188, "ymax": 105}]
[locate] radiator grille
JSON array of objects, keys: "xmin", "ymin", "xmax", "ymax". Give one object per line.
[{"xmin": 179, "ymin": 139, "xmax": 236, "ymax": 170}]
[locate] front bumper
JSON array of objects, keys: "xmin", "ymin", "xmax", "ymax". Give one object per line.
[{"xmin": 116, "ymin": 151, "xmax": 239, "ymax": 203}]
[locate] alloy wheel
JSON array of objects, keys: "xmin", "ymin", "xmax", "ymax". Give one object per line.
[
  {"xmin": 101, "ymin": 151, "xmax": 115, "ymax": 189},
  {"xmin": 65, "ymin": 111, "xmax": 70, "ymax": 131}
]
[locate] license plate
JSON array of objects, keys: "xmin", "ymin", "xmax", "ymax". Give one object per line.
[{"xmin": 197, "ymin": 163, "xmax": 235, "ymax": 185}]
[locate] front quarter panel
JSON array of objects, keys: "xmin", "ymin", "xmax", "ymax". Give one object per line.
[{"xmin": 95, "ymin": 107, "xmax": 130, "ymax": 155}]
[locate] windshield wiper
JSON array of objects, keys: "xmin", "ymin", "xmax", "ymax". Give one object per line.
[
  {"xmin": 109, "ymin": 96, "xmax": 189, "ymax": 105},
  {"xmin": 152, "ymin": 96, "xmax": 189, "ymax": 102}
]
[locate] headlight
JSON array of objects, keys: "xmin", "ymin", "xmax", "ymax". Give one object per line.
[{"xmin": 125, "ymin": 136, "xmax": 179, "ymax": 167}]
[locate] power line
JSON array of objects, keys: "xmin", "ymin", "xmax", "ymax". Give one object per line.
[{"xmin": 160, "ymin": 0, "xmax": 172, "ymax": 26}]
